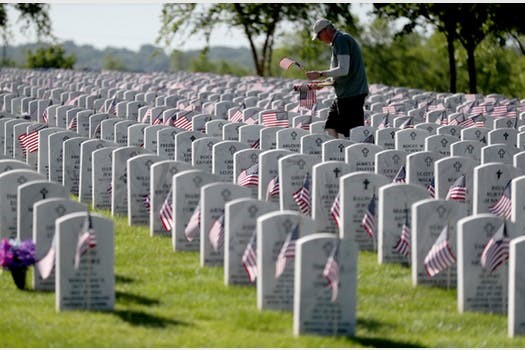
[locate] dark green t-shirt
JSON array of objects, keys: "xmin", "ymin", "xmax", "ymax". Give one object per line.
[{"xmin": 331, "ymin": 31, "xmax": 369, "ymax": 98}]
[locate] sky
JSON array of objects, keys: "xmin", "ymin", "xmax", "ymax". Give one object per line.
[{"xmin": 7, "ymin": 3, "xmax": 373, "ymax": 52}]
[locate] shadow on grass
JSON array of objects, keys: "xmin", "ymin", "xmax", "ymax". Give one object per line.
[
  {"xmin": 116, "ymin": 290, "xmax": 160, "ymax": 306},
  {"xmin": 115, "ymin": 274, "xmax": 135, "ymax": 284},
  {"xmin": 353, "ymin": 317, "xmax": 423, "ymax": 348},
  {"xmin": 352, "ymin": 336, "xmax": 423, "ymax": 348},
  {"xmin": 110, "ymin": 309, "xmax": 191, "ymax": 329}
]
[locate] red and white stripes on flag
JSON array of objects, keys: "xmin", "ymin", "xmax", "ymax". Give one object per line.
[
  {"xmin": 262, "ymin": 111, "xmax": 288, "ymax": 127},
  {"xmin": 393, "ymin": 165, "xmax": 406, "ymax": 183},
  {"xmin": 292, "ymin": 173, "xmax": 311, "ymax": 216},
  {"xmin": 423, "ymin": 225, "xmax": 456, "ymax": 277},
  {"xmin": 330, "ymin": 191, "xmax": 341, "ymax": 228},
  {"xmin": 159, "ymin": 189, "xmax": 174, "ymax": 232},
  {"xmin": 322, "ymin": 241, "xmax": 340, "ymax": 303},
  {"xmin": 35, "ymin": 234, "xmax": 57, "ymax": 280},
  {"xmin": 266, "ymin": 175, "xmax": 279, "ymax": 200},
  {"xmin": 67, "ymin": 117, "xmax": 78, "ymax": 131},
  {"xmin": 445, "ymin": 174, "xmax": 467, "ymax": 202},
  {"xmin": 297, "ymin": 84, "xmax": 317, "ymax": 110},
  {"xmin": 279, "ymin": 57, "xmax": 303, "ymax": 70},
  {"xmin": 488, "ymin": 180, "xmax": 512, "ymax": 219},
  {"xmin": 274, "ymin": 223, "xmax": 299, "ymax": 279},
  {"xmin": 427, "ymin": 177, "xmax": 436, "ymax": 198},
  {"xmin": 184, "ymin": 201, "xmax": 201, "ymax": 242},
  {"xmin": 208, "ymin": 214, "xmax": 225, "ymax": 251},
  {"xmin": 173, "ymin": 111, "xmax": 193, "ymax": 130},
  {"xmin": 141, "ymin": 108, "xmax": 152, "ymax": 124},
  {"xmin": 393, "ymin": 223, "xmax": 411, "ymax": 257},
  {"xmin": 74, "ymin": 212, "xmax": 97, "ymax": 270},
  {"xmin": 480, "ymin": 222, "xmax": 510, "ymax": 273},
  {"xmin": 242, "ymin": 230, "xmax": 258, "ymax": 283},
  {"xmin": 250, "ymin": 139, "xmax": 260, "ymax": 149},
  {"xmin": 237, "ymin": 163, "xmax": 259, "ymax": 187},
  {"xmin": 18, "ymin": 124, "xmax": 46, "ymax": 154},
  {"xmin": 229, "ymin": 109, "xmax": 244, "ymax": 123},
  {"xmin": 361, "ymin": 194, "xmax": 377, "ymax": 239}
]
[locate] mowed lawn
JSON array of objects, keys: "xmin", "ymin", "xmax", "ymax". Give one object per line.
[{"xmin": 1, "ymin": 209, "xmax": 524, "ymax": 347}]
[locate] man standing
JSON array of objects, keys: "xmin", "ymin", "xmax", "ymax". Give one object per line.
[{"xmin": 306, "ymin": 18, "xmax": 369, "ymax": 139}]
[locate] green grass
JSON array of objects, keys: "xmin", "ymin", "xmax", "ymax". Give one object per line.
[{"xmin": 1, "ymin": 209, "xmax": 524, "ymax": 347}]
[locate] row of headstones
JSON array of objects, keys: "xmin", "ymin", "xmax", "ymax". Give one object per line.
[
  {"xmin": 4, "ymin": 142, "xmax": 519, "ymax": 336},
  {"xmin": 0, "ymin": 160, "xmax": 114, "ymax": 312}
]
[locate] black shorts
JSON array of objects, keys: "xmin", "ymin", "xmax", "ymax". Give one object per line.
[{"xmin": 325, "ymin": 94, "xmax": 367, "ymax": 137}]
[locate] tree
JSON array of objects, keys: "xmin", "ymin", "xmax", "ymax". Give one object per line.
[
  {"xmin": 374, "ymin": 3, "xmax": 525, "ymax": 93},
  {"xmin": 158, "ymin": 3, "xmax": 358, "ymax": 76},
  {"xmin": 0, "ymin": 4, "xmax": 53, "ymax": 64},
  {"xmin": 26, "ymin": 45, "xmax": 75, "ymax": 69},
  {"xmin": 103, "ymin": 53, "xmax": 127, "ymax": 71}
]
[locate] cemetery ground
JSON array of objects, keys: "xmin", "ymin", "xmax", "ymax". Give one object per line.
[{"xmin": 0, "ymin": 210, "xmax": 523, "ymax": 347}]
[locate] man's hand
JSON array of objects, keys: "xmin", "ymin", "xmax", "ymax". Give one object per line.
[{"xmin": 306, "ymin": 71, "xmax": 321, "ymax": 80}]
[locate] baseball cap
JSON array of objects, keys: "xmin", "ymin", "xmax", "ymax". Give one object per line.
[{"xmin": 311, "ymin": 18, "xmax": 332, "ymax": 40}]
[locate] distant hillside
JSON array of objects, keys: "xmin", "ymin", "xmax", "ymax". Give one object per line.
[{"xmin": 2, "ymin": 41, "xmax": 255, "ymax": 73}]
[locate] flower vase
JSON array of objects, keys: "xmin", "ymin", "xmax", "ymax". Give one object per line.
[{"xmin": 10, "ymin": 266, "xmax": 27, "ymax": 290}]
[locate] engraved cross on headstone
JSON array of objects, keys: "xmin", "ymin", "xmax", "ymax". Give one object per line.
[
  {"xmin": 247, "ymin": 205, "xmax": 258, "ymax": 218},
  {"xmin": 424, "ymin": 156, "xmax": 433, "ymax": 167},
  {"xmin": 503, "ymin": 132, "xmax": 509, "ymax": 140},
  {"xmin": 496, "ymin": 169, "xmax": 502, "ymax": 179},
  {"xmin": 498, "ymin": 149, "xmax": 506, "ymax": 159},
  {"xmin": 361, "ymin": 147, "xmax": 369, "ymax": 158},
  {"xmin": 338, "ymin": 144, "xmax": 345, "ymax": 153},
  {"xmin": 363, "ymin": 178, "xmax": 370, "ymax": 190},
  {"xmin": 453, "ymin": 161, "xmax": 462, "ymax": 172},
  {"xmin": 221, "ymin": 188, "xmax": 231, "ymax": 202},
  {"xmin": 40, "ymin": 188, "xmax": 48, "ymax": 199},
  {"xmin": 466, "ymin": 145, "xmax": 474, "ymax": 154},
  {"xmin": 229, "ymin": 145, "xmax": 237, "ymax": 155},
  {"xmin": 333, "ymin": 168, "xmax": 341, "ymax": 178}
]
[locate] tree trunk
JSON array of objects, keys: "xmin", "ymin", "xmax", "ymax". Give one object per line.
[
  {"xmin": 466, "ymin": 42, "xmax": 477, "ymax": 93},
  {"xmin": 445, "ymin": 32, "xmax": 456, "ymax": 93}
]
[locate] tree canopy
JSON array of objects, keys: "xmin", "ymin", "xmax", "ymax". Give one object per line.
[{"xmin": 157, "ymin": 3, "xmax": 358, "ymax": 76}]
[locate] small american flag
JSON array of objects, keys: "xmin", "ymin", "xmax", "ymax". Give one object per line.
[
  {"xmin": 330, "ymin": 191, "xmax": 341, "ymax": 228},
  {"xmin": 297, "ymin": 84, "xmax": 317, "ymax": 110},
  {"xmin": 237, "ymin": 163, "xmax": 259, "ymax": 187},
  {"xmin": 35, "ymin": 234, "xmax": 56, "ymax": 280},
  {"xmin": 445, "ymin": 174, "xmax": 467, "ymax": 202},
  {"xmin": 250, "ymin": 139, "xmax": 260, "ymax": 149},
  {"xmin": 173, "ymin": 111, "xmax": 193, "ymax": 130},
  {"xmin": 74, "ymin": 211, "xmax": 97, "ymax": 270},
  {"xmin": 423, "ymin": 225, "xmax": 456, "ymax": 277},
  {"xmin": 229, "ymin": 109, "xmax": 244, "ymax": 123},
  {"xmin": 64, "ymin": 95, "xmax": 80, "ymax": 106},
  {"xmin": 275, "ymin": 223, "xmax": 300, "ymax": 279},
  {"xmin": 141, "ymin": 108, "xmax": 153, "ymax": 124},
  {"xmin": 361, "ymin": 194, "xmax": 377, "ymax": 239},
  {"xmin": 208, "ymin": 214, "xmax": 225, "ymax": 251},
  {"xmin": 279, "ymin": 57, "xmax": 304, "ymax": 70},
  {"xmin": 67, "ymin": 116, "xmax": 78, "ymax": 131},
  {"xmin": 488, "ymin": 180, "xmax": 512, "ymax": 219},
  {"xmin": 242, "ymin": 230, "xmax": 258, "ymax": 283},
  {"xmin": 393, "ymin": 221, "xmax": 411, "ymax": 257},
  {"xmin": 393, "ymin": 165, "xmax": 406, "ymax": 183},
  {"xmin": 323, "ymin": 241, "xmax": 340, "ymax": 303},
  {"xmin": 266, "ymin": 175, "xmax": 279, "ymax": 200},
  {"xmin": 152, "ymin": 114, "xmax": 164, "ymax": 125},
  {"xmin": 427, "ymin": 177, "xmax": 435, "ymax": 198},
  {"xmin": 480, "ymin": 222, "xmax": 509, "ymax": 273},
  {"xmin": 399, "ymin": 117, "xmax": 413, "ymax": 129},
  {"xmin": 435, "ymin": 110, "xmax": 449, "ymax": 126},
  {"xmin": 361, "ymin": 133, "xmax": 375, "ymax": 144},
  {"xmin": 184, "ymin": 201, "xmax": 201, "ymax": 242},
  {"xmin": 377, "ymin": 114, "xmax": 389, "ymax": 129},
  {"xmin": 18, "ymin": 124, "xmax": 46, "ymax": 154},
  {"xmin": 159, "ymin": 188, "xmax": 174, "ymax": 232},
  {"xmin": 163, "ymin": 111, "xmax": 178, "ymax": 126},
  {"xmin": 42, "ymin": 108, "xmax": 49, "ymax": 124},
  {"xmin": 293, "ymin": 173, "xmax": 311, "ymax": 215},
  {"xmin": 262, "ymin": 111, "xmax": 288, "ymax": 127}
]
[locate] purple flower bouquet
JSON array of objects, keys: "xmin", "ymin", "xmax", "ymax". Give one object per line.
[{"xmin": 0, "ymin": 238, "xmax": 36, "ymax": 290}]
